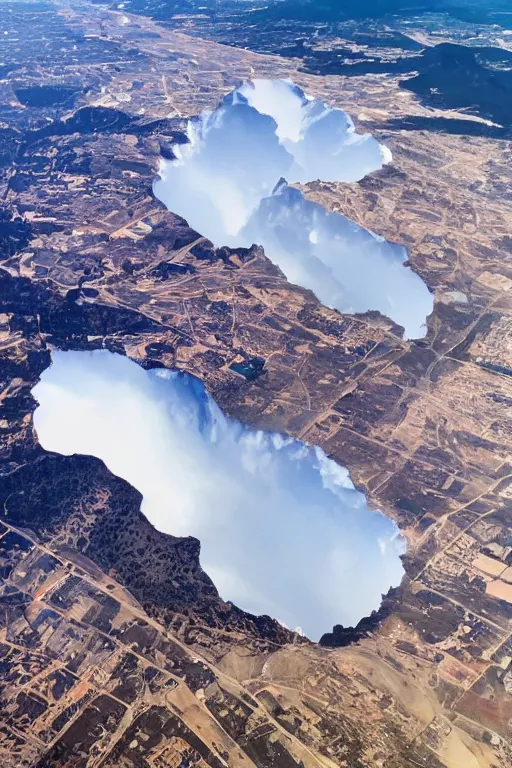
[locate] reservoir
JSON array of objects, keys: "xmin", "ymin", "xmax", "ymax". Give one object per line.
[{"xmin": 33, "ymin": 349, "xmax": 405, "ymax": 641}]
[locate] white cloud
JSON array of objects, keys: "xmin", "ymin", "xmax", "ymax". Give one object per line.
[
  {"xmin": 33, "ymin": 349, "xmax": 405, "ymax": 641},
  {"xmin": 241, "ymin": 183, "xmax": 432, "ymax": 339},
  {"xmin": 153, "ymin": 78, "xmax": 432, "ymax": 339}
]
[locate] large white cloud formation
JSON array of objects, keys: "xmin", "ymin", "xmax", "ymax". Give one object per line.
[
  {"xmin": 33, "ymin": 350, "xmax": 405, "ymax": 641},
  {"xmin": 154, "ymin": 78, "xmax": 433, "ymax": 339},
  {"xmin": 238, "ymin": 79, "xmax": 392, "ymax": 180}
]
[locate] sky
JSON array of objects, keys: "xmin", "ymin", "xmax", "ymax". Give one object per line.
[
  {"xmin": 154, "ymin": 78, "xmax": 433, "ymax": 338},
  {"xmin": 33, "ymin": 349, "xmax": 405, "ymax": 640}
]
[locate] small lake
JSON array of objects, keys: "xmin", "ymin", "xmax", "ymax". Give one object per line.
[{"xmin": 33, "ymin": 349, "xmax": 405, "ymax": 641}]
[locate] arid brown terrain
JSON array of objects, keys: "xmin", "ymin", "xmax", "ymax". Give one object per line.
[{"xmin": 0, "ymin": 1, "xmax": 511, "ymax": 766}]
